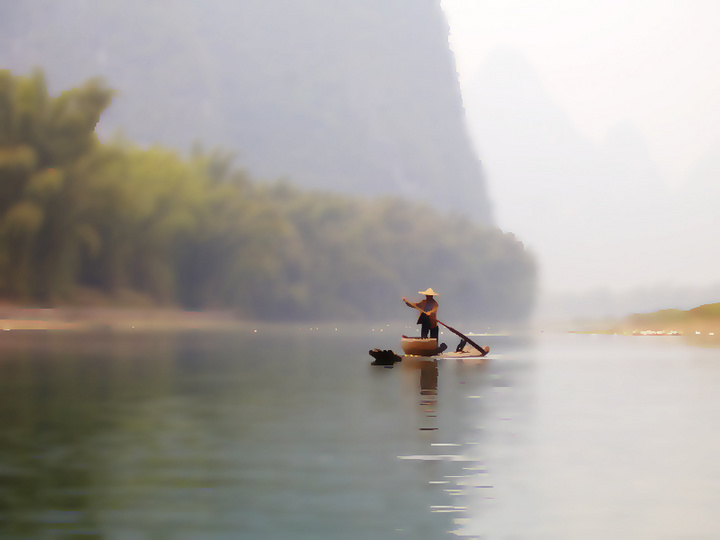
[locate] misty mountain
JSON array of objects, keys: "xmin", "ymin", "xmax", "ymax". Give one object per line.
[
  {"xmin": 1, "ymin": 0, "xmax": 492, "ymax": 222},
  {"xmin": 463, "ymin": 48, "xmax": 673, "ymax": 294},
  {"xmin": 678, "ymin": 140, "xmax": 720, "ymax": 226},
  {"xmin": 661, "ymin": 142, "xmax": 720, "ymax": 288}
]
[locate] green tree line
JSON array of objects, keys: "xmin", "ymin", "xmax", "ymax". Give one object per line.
[{"xmin": 0, "ymin": 70, "xmax": 535, "ymax": 321}]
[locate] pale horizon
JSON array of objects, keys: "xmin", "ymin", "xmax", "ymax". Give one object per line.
[
  {"xmin": 441, "ymin": 0, "xmax": 720, "ymax": 186},
  {"xmin": 441, "ymin": 0, "xmax": 720, "ymax": 315}
]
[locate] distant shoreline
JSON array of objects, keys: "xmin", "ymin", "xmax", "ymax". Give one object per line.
[
  {"xmin": 566, "ymin": 302, "xmax": 720, "ymax": 339},
  {"xmin": 2, "ymin": 303, "xmax": 718, "ymax": 338},
  {"xmin": 0, "ymin": 306, "xmax": 246, "ymax": 332}
]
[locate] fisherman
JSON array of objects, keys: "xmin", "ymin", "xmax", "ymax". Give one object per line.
[{"xmin": 403, "ymin": 288, "xmax": 439, "ymax": 340}]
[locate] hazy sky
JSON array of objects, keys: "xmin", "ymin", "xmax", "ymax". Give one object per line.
[
  {"xmin": 439, "ymin": 1, "xmax": 720, "ymax": 311},
  {"xmin": 441, "ymin": 0, "xmax": 720, "ymax": 187}
]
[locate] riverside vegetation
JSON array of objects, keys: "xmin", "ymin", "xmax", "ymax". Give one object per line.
[
  {"xmin": 621, "ymin": 303, "xmax": 720, "ymax": 336},
  {"xmin": 573, "ymin": 302, "xmax": 720, "ymax": 339},
  {"xmin": 0, "ymin": 70, "xmax": 535, "ymax": 322}
]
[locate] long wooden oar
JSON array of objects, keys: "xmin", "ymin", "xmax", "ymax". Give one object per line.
[{"xmin": 405, "ymin": 303, "xmax": 489, "ymax": 356}]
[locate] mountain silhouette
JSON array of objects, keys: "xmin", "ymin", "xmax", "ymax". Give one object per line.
[{"xmin": 464, "ymin": 47, "xmax": 673, "ymax": 294}]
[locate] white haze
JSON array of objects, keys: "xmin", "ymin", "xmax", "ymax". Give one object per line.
[{"xmin": 440, "ymin": 0, "xmax": 720, "ymax": 319}]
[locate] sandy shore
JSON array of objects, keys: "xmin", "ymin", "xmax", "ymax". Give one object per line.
[{"xmin": 0, "ymin": 306, "xmax": 245, "ymax": 332}]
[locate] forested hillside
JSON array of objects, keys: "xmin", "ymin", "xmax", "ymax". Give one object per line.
[
  {"xmin": 1, "ymin": 0, "xmax": 492, "ymax": 221},
  {"xmin": 0, "ymin": 71, "xmax": 535, "ymax": 321}
]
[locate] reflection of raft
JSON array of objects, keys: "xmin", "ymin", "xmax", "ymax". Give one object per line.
[{"xmin": 400, "ymin": 336, "xmax": 442, "ymax": 356}]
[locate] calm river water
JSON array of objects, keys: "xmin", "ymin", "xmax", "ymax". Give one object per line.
[{"xmin": 1, "ymin": 324, "xmax": 719, "ymax": 539}]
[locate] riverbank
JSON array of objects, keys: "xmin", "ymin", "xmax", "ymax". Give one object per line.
[
  {"xmin": 566, "ymin": 302, "xmax": 720, "ymax": 340},
  {"xmin": 0, "ymin": 306, "xmax": 245, "ymax": 332}
]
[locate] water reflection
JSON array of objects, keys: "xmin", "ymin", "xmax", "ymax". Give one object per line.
[
  {"xmin": 379, "ymin": 353, "xmax": 498, "ymax": 536},
  {"xmin": 1, "ymin": 328, "xmax": 469, "ymax": 539},
  {"xmin": 0, "ymin": 331, "xmax": 181, "ymax": 537},
  {"xmin": 401, "ymin": 358, "xmax": 439, "ymax": 430}
]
